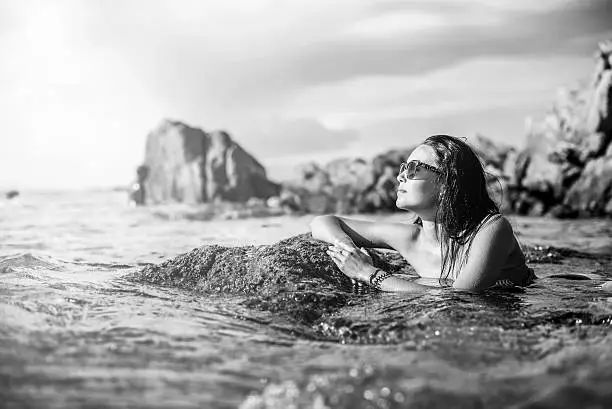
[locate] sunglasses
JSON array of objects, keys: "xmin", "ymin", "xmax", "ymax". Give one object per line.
[{"xmin": 399, "ymin": 160, "xmax": 442, "ymax": 178}]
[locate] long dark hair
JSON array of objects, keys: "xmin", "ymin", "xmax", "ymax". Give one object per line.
[{"xmin": 421, "ymin": 135, "xmax": 500, "ymax": 282}]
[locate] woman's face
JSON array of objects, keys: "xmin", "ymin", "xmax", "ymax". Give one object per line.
[{"xmin": 395, "ymin": 145, "xmax": 442, "ymax": 213}]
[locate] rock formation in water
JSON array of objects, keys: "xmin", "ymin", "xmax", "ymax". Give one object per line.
[
  {"xmin": 502, "ymin": 40, "xmax": 612, "ymax": 217},
  {"xmin": 129, "ymin": 233, "xmax": 411, "ymax": 323},
  {"xmin": 5, "ymin": 190, "xmax": 19, "ymax": 200},
  {"xmin": 128, "ymin": 165, "xmax": 149, "ymax": 206},
  {"xmin": 282, "ymin": 148, "xmax": 414, "ymax": 214},
  {"xmin": 138, "ymin": 120, "xmax": 280, "ymax": 204}
]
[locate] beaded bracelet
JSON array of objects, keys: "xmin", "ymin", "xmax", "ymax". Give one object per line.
[
  {"xmin": 368, "ymin": 269, "xmax": 383, "ymax": 286},
  {"xmin": 371, "ymin": 271, "xmax": 394, "ymax": 289},
  {"xmin": 351, "ymin": 278, "xmax": 367, "ymax": 294}
]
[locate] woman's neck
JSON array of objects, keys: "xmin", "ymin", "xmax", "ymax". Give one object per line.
[{"xmin": 419, "ymin": 219, "xmax": 441, "ymax": 245}]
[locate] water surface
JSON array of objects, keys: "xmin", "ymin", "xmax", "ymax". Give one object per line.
[{"xmin": 1, "ymin": 191, "xmax": 611, "ymax": 408}]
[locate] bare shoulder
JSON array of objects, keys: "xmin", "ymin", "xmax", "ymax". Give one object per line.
[
  {"xmin": 471, "ymin": 214, "xmax": 515, "ymax": 250},
  {"xmin": 477, "ymin": 214, "xmax": 514, "ymax": 235}
]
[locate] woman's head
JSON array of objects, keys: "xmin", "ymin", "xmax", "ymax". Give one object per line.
[
  {"xmin": 395, "ymin": 144, "xmax": 443, "ymax": 217},
  {"xmin": 397, "ymin": 134, "xmax": 500, "ymax": 279},
  {"xmin": 422, "ymin": 134, "xmax": 499, "ymax": 231}
]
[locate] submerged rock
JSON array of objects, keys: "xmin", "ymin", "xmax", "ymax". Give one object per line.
[{"xmin": 128, "ymin": 233, "xmax": 412, "ymax": 324}]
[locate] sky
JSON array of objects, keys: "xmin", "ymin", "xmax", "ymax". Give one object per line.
[{"xmin": 1, "ymin": 0, "xmax": 611, "ymax": 189}]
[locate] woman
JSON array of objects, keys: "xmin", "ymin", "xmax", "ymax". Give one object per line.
[{"xmin": 310, "ymin": 134, "xmax": 535, "ymax": 293}]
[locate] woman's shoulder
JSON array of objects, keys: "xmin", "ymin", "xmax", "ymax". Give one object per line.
[
  {"xmin": 469, "ymin": 213, "xmax": 516, "ymax": 251},
  {"xmin": 477, "ymin": 213, "xmax": 514, "ymax": 234}
]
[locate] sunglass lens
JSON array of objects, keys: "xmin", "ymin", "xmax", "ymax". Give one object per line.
[
  {"xmin": 408, "ymin": 161, "xmax": 416, "ymax": 175},
  {"xmin": 399, "ymin": 161, "xmax": 417, "ymax": 177}
]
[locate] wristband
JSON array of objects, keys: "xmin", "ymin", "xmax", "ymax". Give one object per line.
[
  {"xmin": 351, "ymin": 278, "xmax": 367, "ymax": 294},
  {"xmin": 368, "ymin": 269, "xmax": 383, "ymax": 286},
  {"xmin": 371, "ymin": 271, "xmax": 393, "ymax": 289}
]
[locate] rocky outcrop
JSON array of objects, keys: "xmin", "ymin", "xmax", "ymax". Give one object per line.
[
  {"xmin": 508, "ymin": 40, "xmax": 612, "ymax": 217},
  {"xmin": 5, "ymin": 190, "xmax": 19, "ymax": 200},
  {"xmin": 128, "ymin": 233, "xmax": 411, "ymax": 324},
  {"xmin": 138, "ymin": 120, "xmax": 280, "ymax": 205},
  {"xmin": 282, "ymin": 148, "xmax": 413, "ymax": 214}
]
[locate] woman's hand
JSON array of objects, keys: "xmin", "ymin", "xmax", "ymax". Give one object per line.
[{"xmin": 327, "ymin": 240, "xmax": 375, "ymax": 282}]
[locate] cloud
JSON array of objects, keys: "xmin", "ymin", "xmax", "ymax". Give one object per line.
[
  {"xmin": 237, "ymin": 118, "xmax": 360, "ymax": 159},
  {"xmin": 0, "ymin": 0, "xmax": 609, "ymax": 188},
  {"xmin": 289, "ymin": 0, "xmax": 611, "ymax": 86},
  {"xmin": 36, "ymin": 0, "xmax": 611, "ymax": 111},
  {"xmin": 284, "ymin": 54, "xmax": 593, "ymax": 129}
]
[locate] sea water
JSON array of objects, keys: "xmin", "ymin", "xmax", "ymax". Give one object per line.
[{"xmin": 1, "ymin": 190, "xmax": 611, "ymax": 408}]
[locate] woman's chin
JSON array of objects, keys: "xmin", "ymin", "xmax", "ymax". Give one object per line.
[{"xmin": 395, "ymin": 198, "xmax": 412, "ymax": 211}]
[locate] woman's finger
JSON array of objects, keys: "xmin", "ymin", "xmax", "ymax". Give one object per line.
[
  {"xmin": 327, "ymin": 250, "xmax": 342, "ymax": 264},
  {"xmin": 329, "ymin": 246, "xmax": 348, "ymax": 256},
  {"xmin": 337, "ymin": 242, "xmax": 356, "ymax": 253},
  {"xmin": 328, "ymin": 247, "xmax": 343, "ymax": 257}
]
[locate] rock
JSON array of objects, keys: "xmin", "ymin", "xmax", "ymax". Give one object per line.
[
  {"xmin": 547, "ymin": 204, "xmax": 579, "ymax": 219},
  {"xmin": 503, "ymin": 39, "xmax": 612, "ymax": 217},
  {"xmin": 299, "ymin": 192, "xmax": 336, "ymax": 214},
  {"xmin": 579, "ymin": 132, "xmax": 610, "ymax": 162},
  {"xmin": 371, "ymin": 164, "xmax": 400, "ymax": 211},
  {"xmin": 325, "ymin": 158, "xmax": 377, "ymax": 213},
  {"xmin": 563, "ymin": 155, "xmax": 612, "ymax": 216},
  {"xmin": 128, "ymin": 165, "xmax": 148, "ymax": 206},
  {"xmin": 602, "ymin": 281, "xmax": 612, "ymax": 293},
  {"xmin": 266, "ymin": 196, "xmax": 281, "ymax": 208},
  {"xmin": 278, "ymin": 189, "xmax": 302, "ymax": 212},
  {"xmin": 588, "ymin": 40, "xmax": 612, "ymax": 135},
  {"xmin": 5, "ymin": 190, "xmax": 19, "ymax": 200},
  {"xmin": 521, "ymin": 122, "xmax": 568, "ymax": 202},
  {"xmin": 325, "ymin": 157, "xmax": 375, "ymax": 189},
  {"xmin": 471, "ymin": 133, "xmax": 514, "ymax": 169},
  {"xmin": 294, "ymin": 162, "xmax": 331, "ymax": 193},
  {"xmin": 142, "ymin": 120, "xmax": 207, "ymax": 204},
  {"xmin": 284, "ymin": 148, "xmax": 413, "ymax": 214},
  {"xmin": 503, "ymin": 150, "xmax": 530, "ymax": 189},
  {"xmin": 140, "ymin": 120, "xmax": 280, "ymax": 204},
  {"xmin": 208, "ymin": 131, "xmax": 280, "ymax": 202},
  {"xmin": 127, "ymin": 233, "xmax": 411, "ymax": 324}
]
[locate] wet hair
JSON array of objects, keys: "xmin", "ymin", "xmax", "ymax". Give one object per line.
[{"xmin": 419, "ymin": 134, "xmax": 500, "ymax": 283}]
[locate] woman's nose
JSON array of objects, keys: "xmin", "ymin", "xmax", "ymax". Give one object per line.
[{"xmin": 397, "ymin": 171, "xmax": 406, "ymax": 183}]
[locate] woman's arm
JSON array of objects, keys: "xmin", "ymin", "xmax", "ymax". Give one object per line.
[
  {"xmin": 328, "ymin": 241, "xmax": 436, "ymax": 293},
  {"xmin": 452, "ymin": 216, "xmax": 514, "ymax": 292},
  {"xmin": 372, "ymin": 271, "xmax": 435, "ymax": 293},
  {"xmin": 310, "ymin": 215, "xmax": 412, "ymax": 249}
]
